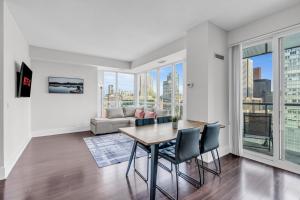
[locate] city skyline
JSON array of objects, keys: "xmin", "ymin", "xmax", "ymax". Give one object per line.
[
  {"xmin": 251, "ymin": 53, "xmax": 272, "ymax": 80},
  {"xmin": 104, "ymin": 63, "xmax": 184, "ymax": 96}
]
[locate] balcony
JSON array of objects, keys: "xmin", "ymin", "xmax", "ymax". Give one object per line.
[
  {"xmin": 243, "ymin": 102, "xmax": 273, "ymax": 156},
  {"xmin": 243, "ymin": 102, "xmax": 300, "ymax": 164}
]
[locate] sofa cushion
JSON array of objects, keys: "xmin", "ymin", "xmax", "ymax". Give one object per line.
[
  {"xmin": 123, "ymin": 107, "xmax": 136, "ymax": 117},
  {"xmin": 90, "ymin": 118, "xmax": 108, "ymax": 124},
  {"xmin": 126, "ymin": 117, "xmax": 136, "ymax": 126},
  {"xmin": 106, "ymin": 108, "xmax": 124, "ymax": 119},
  {"xmin": 109, "ymin": 118, "xmax": 130, "ymax": 125}
]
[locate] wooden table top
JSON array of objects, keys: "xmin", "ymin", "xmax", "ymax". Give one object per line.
[{"xmin": 119, "ymin": 120, "xmax": 224, "ymax": 146}]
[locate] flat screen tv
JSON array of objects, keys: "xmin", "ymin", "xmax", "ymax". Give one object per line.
[{"xmin": 17, "ymin": 62, "xmax": 32, "ymax": 97}]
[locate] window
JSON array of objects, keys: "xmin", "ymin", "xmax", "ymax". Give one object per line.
[
  {"xmin": 160, "ymin": 66, "xmax": 173, "ymax": 115},
  {"xmin": 175, "ymin": 63, "xmax": 184, "ymax": 118},
  {"xmin": 281, "ymin": 32, "xmax": 300, "ymax": 165},
  {"xmin": 137, "ymin": 61, "xmax": 185, "ymax": 117},
  {"xmin": 237, "ymin": 29, "xmax": 300, "ymax": 173},
  {"xmin": 103, "ymin": 72, "xmax": 134, "ymax": 110},
  {"xmin": 242, "ymin": 42, "xmax": 273, "ymax": 156},
  {"xmin": 138, "ymin": 73, "xmax": 146, "ymax": 106},
  {"xmin": 146, "ymin": 70, "xmax": 157, "ymax": 108},
  {"xmin": 118, "ymin": 73, "xmax": 134, "ymax": 107},
  {"xmin": 104, "ymin": 72, "xmax": 117, "ymax": 109}
]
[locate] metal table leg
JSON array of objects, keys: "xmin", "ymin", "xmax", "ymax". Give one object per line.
[
  {"xmin": 126, "ymin": 140, "xmax": 137, "ymax": 176},
  {"xmin": 150, "ymin": 144, "xmax": 159, "ymax": 200}
]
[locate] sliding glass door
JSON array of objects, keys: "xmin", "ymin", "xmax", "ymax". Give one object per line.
[
  {"xmin": 242, "ymin": 41, "xmax": 274, "ymax": 156},
  {"xmin": 239, "ymin": 30, "xmax": 300, "ymax": 173},
  {"xmin": 280, "ymin": 32, "xmax": 300, "ymax": 165}
]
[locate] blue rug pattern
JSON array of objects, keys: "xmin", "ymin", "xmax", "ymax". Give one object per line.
[{"xmin": 84, "ymin": 133, "xmax": 147, "ymax": 168}]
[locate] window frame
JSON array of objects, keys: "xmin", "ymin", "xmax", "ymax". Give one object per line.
[
  {"xmin": 137, "ymin": 60, "xmax": 185, "ymax": 118},
  {"xmin": 103, "ymin": 71, "xmax": 135, "ymax": 111},
  {"xmin": 238, "ymin": 26, "xmax": 300, "ymax": 174}
]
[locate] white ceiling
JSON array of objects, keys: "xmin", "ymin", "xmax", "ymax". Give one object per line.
[{"xmin": 7, "ymin": 0, "xmax": 300, "ymax": 61}]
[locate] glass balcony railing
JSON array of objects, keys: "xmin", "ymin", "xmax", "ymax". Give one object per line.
[
  {"xmin": 242, "ymin": 102, "xmax": 273, "ymax": 156},
  {"xmin": 243, "ymin": 102, "xmax": 300, "ymax": 163}
]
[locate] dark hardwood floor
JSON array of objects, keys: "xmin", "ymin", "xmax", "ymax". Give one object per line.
[{"xmin": 0, "ymin": 131, "xmax": 300, "ymax": 200}]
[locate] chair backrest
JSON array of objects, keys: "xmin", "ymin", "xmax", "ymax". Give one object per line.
[
  {"xmin": 156, "ymin": 116, "xmax": 172, "ymax": 124},
  {"xmin": 175, "ymin": 128, "xmax": 200, "ymax": 163},
  {"xmin": 199, "ymin": 123, "xmax": 220, "ymax": 154},
  {"xmin": 135, "ymin": 118, "xmax": 155, "ymax": 126}
]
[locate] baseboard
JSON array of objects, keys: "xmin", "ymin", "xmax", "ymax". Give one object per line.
[
  {"xmin": 0, "ymin": 166, "xmax": 5, "ymax": 180},
  {"xmin": 32, "ymin": 126, "xmax": 90, "ymax": 137},
  {"xmin": 4, "ymin": 136, "xmax": 31, "ymax": 178}
]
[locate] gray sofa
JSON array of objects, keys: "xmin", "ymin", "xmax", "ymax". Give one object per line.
[{"xmin": 90, "ymin": 107, "xmax": 166, "ymax": 135}]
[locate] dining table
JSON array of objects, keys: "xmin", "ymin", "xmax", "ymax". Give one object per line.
[{"xmin": 119, "ymin": 120, "xmax": 225, "ymax": 200}]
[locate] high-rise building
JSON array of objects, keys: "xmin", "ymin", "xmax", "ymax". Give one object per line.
[
  {"xmin": 243, "ymin": 59, "xmax": 254, "ymax": 98},
  {"xmin": 108, "ymin": 84, "xmax": 114, "ymax": 95},
  {"xmin": 253, "ymin": 79, "xmax": 272, "ymax": 103},
  {"xmin": 253, "ymin": 67, "xmax": 262, "ymax": 80},
  {"xmin": 162, "ymin": 74, "xmax": 172, "ymax": 102},
  {"xmin": 284, "ymin": 46, "xmax": 300, "ymax": 153}
]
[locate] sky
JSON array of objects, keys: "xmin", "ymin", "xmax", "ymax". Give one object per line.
[{"xmin": 251, "ymin": 53, "xmax": 272, "ymax": 80}]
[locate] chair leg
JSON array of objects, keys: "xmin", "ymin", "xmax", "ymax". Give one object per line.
[
  {"xmin": 175, "ymin": 164, "xmax": 179, "ymax": 200},
  {"xmin": 216, "ymin": 149, "xmax": 221, "ymax": 174},
  {"xmin": 200, "ymin": 150, "xmax": 221, "ymax": 176},
  {"xmin": 146, "ymin": 153, "xmax": 149, "ymax": 180},
  {"xmin": 158, "ymin": 161, "xmax": 173, "ymax": 173},
  {"xmin": 211, "ymin": 150, "xmax": 218, "ymax": 172},
  {"xmin": 195, "ymin": 158, "xmax": 202, "ymax": 187},
  {"xmin": 133, "ymin": 150, "xmax": 136, "ymax": 168},
  {"xmin": 200, "ymin": 154, "xmax": 204, "ymax": 184}
]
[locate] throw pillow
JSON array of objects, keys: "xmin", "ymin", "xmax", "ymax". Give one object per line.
[
  {"xmin": 123, "ymin": 107, "xmax": 136, "ymax": 117},
  {"xmin": 135, "ymin": 109, "xmax": 145, "ymax": 119},
  {"xmin": 144, "ymin": 111, "xmax": 156, "ymax": 118},
  {"xmin": 106, "ymin": 108, "xmax": 125, "ymax": 119}
]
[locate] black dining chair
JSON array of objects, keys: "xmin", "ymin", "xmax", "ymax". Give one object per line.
[
  {"xmin": 158, "ymin": 128, "xmax": 201, "ymax": 200},
  {"xmin": 157, "ymin": 116, "xmax": 172, "ymax": 124},
  {"xmin": 198, "ymin": 122, "xmax": 221, "ymax": 184},
  {"xmin": 133, "ymin": 118, "xmax": 155, "ymax": 182},
  {"xmin": 156, "ymin": 116, "xmax": 176, "ymax": 172}
]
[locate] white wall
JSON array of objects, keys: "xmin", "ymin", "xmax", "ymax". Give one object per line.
[
  {"xmin": 186, "ymin": 21, "xmax": 230, "ymax": 159},
  {"xmin": 207, "ymin": 22, "xmax": 230, "ymax": 154},
  {"xmin": 30, "ymin": 46, "xmax": 131, "ymax": 70},
  {"xmin": 131, "ymin": 37, "xmax": 185, "ymax": 68},
  {"xmin": 31, "ymin": 60, "xmax": 98, "ymax": 137},
  {"xmin": 186, "ymin": 22, "xmax": 209, "ymax": 121},
  {"xmin": 228, "ymin": 4, "xmax": 300, "ymax": 45},
  {"xmin": 0, "ymin": 0, "xmax": 5, "ymax": 180},
  {"xmin": 3, "ymin": 2, "xmax": 31, "ymax": 178}
]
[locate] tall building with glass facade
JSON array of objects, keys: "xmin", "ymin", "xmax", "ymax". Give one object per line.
[
  {"xmin": 243, "ymin": 59, "xmax": 254, "ymax": 98},
  {"xmin": 162, "ymin": 71, "xmax": 179, "ymax": 115},
  {"xmin": 284, "ymin": 46, "xmax": 300, "ymax": 153}
]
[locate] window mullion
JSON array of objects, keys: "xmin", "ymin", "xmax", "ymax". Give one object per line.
[
  {"xmin": 116, "ymin": 72, "xmax": 119, "ymax": 108},
  {"xmin": 172, "ymin": 64, "xmax": 175, "ymax": 116}
]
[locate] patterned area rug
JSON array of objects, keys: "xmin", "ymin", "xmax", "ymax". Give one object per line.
[{"xmin": 84, "ymin": 133, "xmax": 147, "ymax": 168}]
